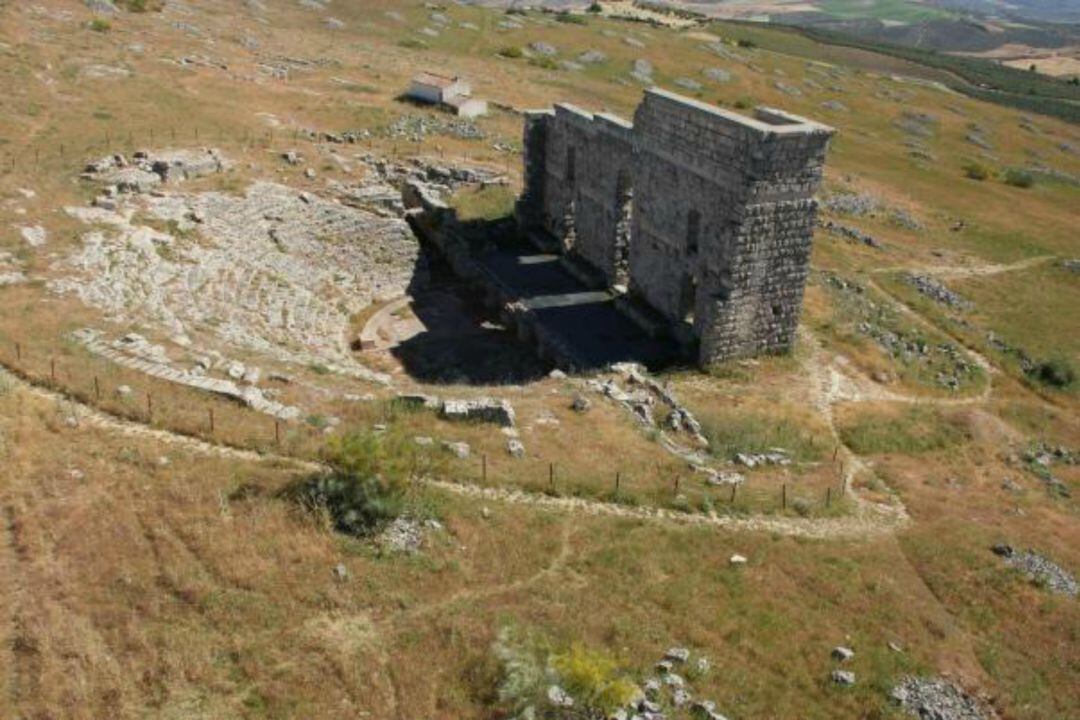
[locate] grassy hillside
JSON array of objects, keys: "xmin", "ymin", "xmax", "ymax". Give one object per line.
[{"xmin": 0, "ymin": 1, "xmax": 1077, "ymax": 718}]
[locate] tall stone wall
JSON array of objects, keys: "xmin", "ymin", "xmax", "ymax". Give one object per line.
[
  {"xmin": 517, "ymin": 89, "xmax": 834, "ymax": 366},
  {"xmin": 518, "ymin": 105, "xmax": 635, "ymax": 286}
]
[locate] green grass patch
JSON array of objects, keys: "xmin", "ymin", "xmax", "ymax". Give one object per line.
[
  {"xmin": 1002, "ymin": 167, "xmax": 1035, "ymax": 189},
  {"xmin": 449, "ymin": 184, "xmax": 516, "ymax": 222},
  {"xmin": 963, "ymin": 160, "xmax": 991, "ymax": 181},
  {"xmin": 839, "ymin": 405, "xmax": 970, "ymax": 455},
  {"xmin": 698, "ymin": 407, "xmax": 827, "ymax": 463}
]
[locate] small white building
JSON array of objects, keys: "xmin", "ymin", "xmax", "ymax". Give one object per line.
[
  {"xmin": 445, "ymin": 95, "xmax": 489, "ymax": 119},
  {"xmin": 406, "ymin": 71, "xmax": 487, "ymax": 117},
  {"xmin": 407, "ymin": 72, "xmax": 470, "ymax": 104}
]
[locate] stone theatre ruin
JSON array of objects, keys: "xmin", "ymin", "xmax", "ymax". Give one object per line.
[
  {"xmin": 406, "ymin": 88, "xmax": 834, "ymax": 372},
  {"xmin": 517, "ymin": 88, "xmax": 835, "ymax": 366}
]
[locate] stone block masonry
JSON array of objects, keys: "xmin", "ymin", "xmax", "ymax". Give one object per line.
[{"xmin": 518, "ymin": 88, "xmax": 835, "ymax": 365}]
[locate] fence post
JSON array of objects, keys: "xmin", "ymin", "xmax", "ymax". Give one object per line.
[
  {"xmin": 674, "ymin": 476, "xmax": 680, "ymax": 496},
  {"xmin": 826, "ymin": 486, "xmax": 832, "ymax": 508},
  {"xmin": 615, "ymin": 471, "xmax": 620, "ymax": 493},
  {"xmin": 549, "ymin": 462, "xmax": 554, "ymax": 491},
  {"xmin": 94, "ymin": 376, "xmax": 100, "ymax": 400},
  {"xmin": 782, "ymin": 483, "xmax": 787, "ymax": 511},
  {"xmin": 482, "ymin": 454, "xmax": 487, "ymax": 483},
  {"xmin": 275, "ymin": 419, "xmax": 281, "ymax": 446},
  {"xmin": 50, "ymin": 357, "xmax": 56, "ymax": 383},
  {"xmin": 14, "ymin": 342, "xmax": 20, "ymax": 362},
  {"xmin": 730, "ymin": 484, "xmax": 737, "ymax": 504},
  {"xmin": 208, "ymin": 407, "xmax": 215, "ymax": 433},
  {"xmin": 147, "ymin": 392, "xmax": 153, "ymax": 421}
]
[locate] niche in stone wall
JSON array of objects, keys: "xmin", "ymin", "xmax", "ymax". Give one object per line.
[
  {"xmin": 685, "ymin": 209, "xmax": 701, "ymax": 256},
  {"xmin": 679, "ymin": 272, "xmax": 697, "ymax": 323},
  {"xmin": 561, "ymin": 145, "xmax": 578, "ymax": 253},
  {"xmin": 613, "ymin": 168, "xmax": 633, "ymax": 286}
]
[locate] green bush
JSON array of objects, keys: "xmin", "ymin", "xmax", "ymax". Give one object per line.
[
  {"xmin": 587, "ymin": 2, "xmax": 603, "ymax": 12},
  {"xmin": 497, "ymin": 46, "xmax": 523, "ymax": 59},
  {"xmin": 554, "ymin": 11, "xmax": 586, "ymax": 24},
  {"xmin": 529, "ymin": 56, "xmax": 558, "ymax": 71},
  {"xmin": 1002, "ymin": 167, "xmax": 1035, "ymax": 188},
  {"xmin": 89, "ymin": 18, "xmax": 111, "ymax": 32},
  {"xmin": 962, "ymin": 161, "xmax": 990, "ymax": 181},
  {"xmin": 552, "ymin": 644, "xmax": 640, "ymax": 715},
  {"xmin": 1029, "ymin": 357, "xmax": 1076, "ymax": 389},
  {"xmin": 491, "ymin": 628, "xmax": 640, "ymax": 718},
  {"xmin": 284, "ymin": 432, "xmax": 414, "ymax": 536}
]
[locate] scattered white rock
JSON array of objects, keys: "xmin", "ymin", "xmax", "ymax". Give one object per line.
[
  {"xmin": 19, "ymin": 225, "xmax": 46, "ymax": 247},
  {"xmin": 507, "ymin": 438, "xmax": 525, "ymax": 458},
  {"xmin": 440, "ymin": 397, "xmax": 515, "ymax": 427},
  {"xmin": 665, "ymin": 647, "xmax": 690, "ymax": 663},
  {"xmin": 547, "ymin": 685, "xmax": 574, "ymax": 708},
  {"xmin": 442, "ymin": 440, "xmax": 470, "ymax": 459},
  {"xmin": 832, "ymin": 646, "xmax": 855, "ymax": 662},
  {"xmin": 832, "ymin": 670, "xmax": 856, "ymax": 687}
]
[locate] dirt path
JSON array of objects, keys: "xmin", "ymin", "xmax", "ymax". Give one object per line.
[
  {"xmin": 424, "ymin": 477, "xmax": 906, "ymax": 540},
  {"xmin": 866, "ymin": 277, "xmax": 996, "ymax": 376},
  {"xmin": 871, "ymin": 254, "xmax": 1056, "ymax": 279},
  {"xmin": 0, "ymin": 363, "xmax": 907, "ymax": 539},
  {"xmin": 391, "ymin": 521, "xmax": 576, "ymax": 626},
  {"xmin": 0, "ymin": 366, "xmax": 317, "ymax": 471}
]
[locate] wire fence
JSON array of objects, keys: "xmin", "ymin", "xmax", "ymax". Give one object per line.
[
  {"xmin": 0, "ymin": 334, "xmax": 339, "ymax": 461},
  {"xmin": 1, "ymin": 331, "xmax": 853, "ymax": 517},
  {"xmin": 455, "ymin": 451, "xmax": 851, "ymax": 518}
]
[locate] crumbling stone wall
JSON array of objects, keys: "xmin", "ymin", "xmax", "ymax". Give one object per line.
[{"xmin": 518, "ymin": 88, "xmax": 834, "ymax": 365}]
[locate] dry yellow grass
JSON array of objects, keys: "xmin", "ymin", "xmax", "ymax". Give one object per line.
[
  {"xmin": 0, "ymin": 0, "xmax": 1077, "ymax": 717},
  {"xmin": 1, "ymin": 373, "xmax": 1076, "ymax": 718}
]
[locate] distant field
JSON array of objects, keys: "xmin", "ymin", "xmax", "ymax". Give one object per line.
[{"xmin": 818, "ymin": 0, "xmax": 953, "ymax": 22}]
